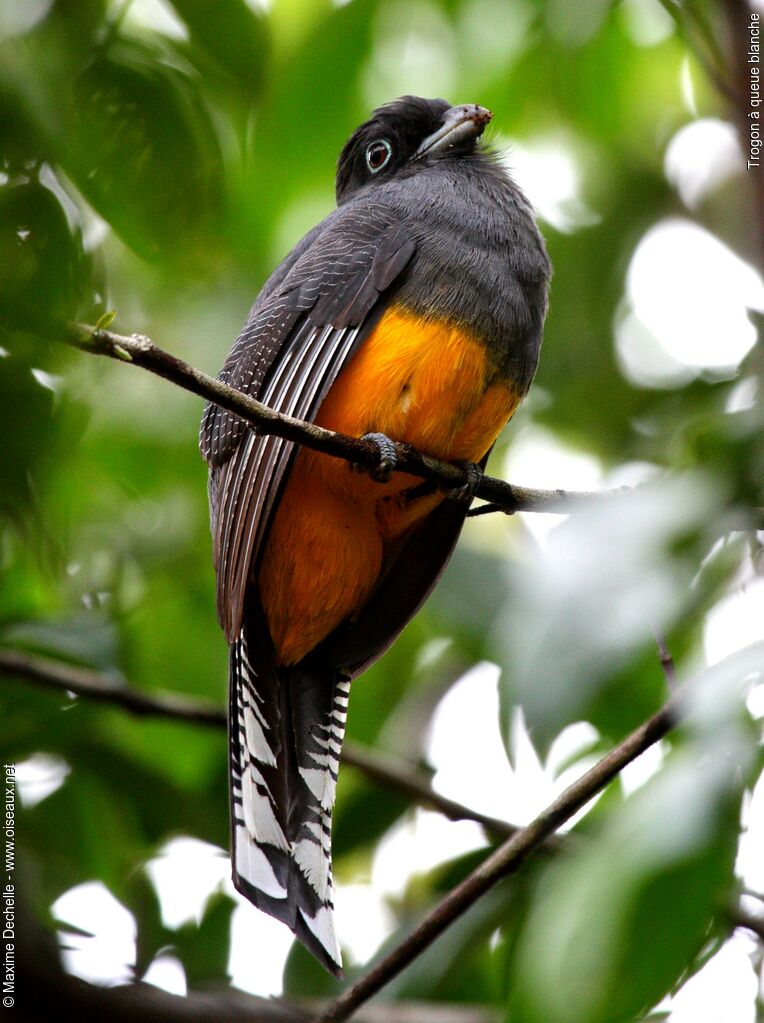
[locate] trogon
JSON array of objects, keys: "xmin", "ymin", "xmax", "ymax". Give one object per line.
[{"xmin": 200, "ymin": 96, "xmax": 550, "ymax": 975}]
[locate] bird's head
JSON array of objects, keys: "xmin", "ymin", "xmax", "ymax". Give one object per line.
[{"xmin": 335, "ymin": 96, "xmax": 492, "ymax": 204}]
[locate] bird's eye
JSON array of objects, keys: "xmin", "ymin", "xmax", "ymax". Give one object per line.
[{"xmin": 365, "ymin": 139, "xmax": 393, "ymax": 174}]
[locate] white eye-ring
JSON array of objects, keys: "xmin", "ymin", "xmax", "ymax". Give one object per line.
[{"xmin": 366, "ymin": 139, "xmax": 393, "ymax": 174}]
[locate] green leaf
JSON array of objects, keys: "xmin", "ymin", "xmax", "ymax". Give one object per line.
[
  {"xmin": 496, "ymin": 475, "xmax": 718, "ymax": 757},
  {"xmin": 19, "ymin": 765, "xmax": 143, "ymax": 905},
  {"xmin": 64, "ymin": 40, "xmax": 223, "ymax": 265},
  {"xmin": 122, "ymin": 869, "xmax": 169, "ymax": 979},
  {"xmin": 2, "ymin": 610, "xmax": 121, "ymax": 671},
  {"xmin": 168, "ymin": 0, "xmax": 269, "ymax": 99},
  {"xmin": 332, "ymin": 776, "xmax": 409, "ymax": 858},
  {"xmin": 283, "ymin": 938, "xmax": 344, "ymax": 999},
  {"xmin": 234, "ymin": 0, "xmax": 381, "ymax": 270},
  {"xmin": 172, "ymin": 891, "xmax": 236, "ymax": 987},
  {"xmin": 430, "ymin": 546, "xmax": 510, "ymax": 662},
  {"xmin": 0, "ymin": 339, "xmax": 87, "ymax": 541},
  {"xmin": 95, "ymin": 309, "xmax": 116, "ymax": 330},
  {"xmin": 0, "ymin": 175, "xmax": 87, "ymax": 327}
]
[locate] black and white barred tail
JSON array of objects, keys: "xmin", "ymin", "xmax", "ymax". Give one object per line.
[{"xmin": 228, "ymin": 620, "xmax": 349, "ymax": 975}]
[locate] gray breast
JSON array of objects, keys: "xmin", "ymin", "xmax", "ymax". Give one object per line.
[{"xmin": 380, "ymin": 158, "xmax": 551, "ymax": 393}]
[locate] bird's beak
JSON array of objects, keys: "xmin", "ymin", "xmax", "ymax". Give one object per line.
[{"xmin": 412, "ymin": 104, "xmax": 493, "ymax": 160}]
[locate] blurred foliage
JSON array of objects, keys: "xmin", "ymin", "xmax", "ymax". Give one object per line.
[{"xmin": 1, "ymin": 0, "xmax": 763, "ymax": 1020}]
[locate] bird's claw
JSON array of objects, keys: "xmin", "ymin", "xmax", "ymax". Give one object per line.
[
  {"xmin": 355, "ymin": 432, "xmax": 398, "ymax": 483},
  {"xmin": 446, "ymin": 460, "xmax": 483, "ymax": 502}
]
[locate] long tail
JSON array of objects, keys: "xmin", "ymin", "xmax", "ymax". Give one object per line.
[{"xmin": 228, "ymin": 617, "xmax": 348, "ymax": 975}]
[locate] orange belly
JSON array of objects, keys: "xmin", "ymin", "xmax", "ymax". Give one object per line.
[{"xmin": 259, "ymin": 306, "xmax": 520, "ymax": 665}]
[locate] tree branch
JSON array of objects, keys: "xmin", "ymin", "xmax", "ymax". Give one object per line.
[
  {"xmin": 15, "ymin": 865, "xmax": 307, "ymax": 1022},
  {"xmin": 17, "ymin": 867, "xmax": 501, "ymax": 1022},
  {"xmin": 64, "ymin": 321, "xmax": 623, "ymax": 517},
  {"xmin": 655, "ymin": 0, "xmax": 739, "ymax": 104},
  {"xmin": 314, "ymin": 695, "xmax": 681, "ymax": 1022},
  {"xmin": 308, "ymin": 1005, "xmax": 501, "ymax": 1023},
  {"xmin": 0, "ymin": 647, "xmax": 226, "ymax": 726},
  {"xmin": 3, "ymin": 646, "xmax": 757, "ymax": 1017},
  {"xmin": 1, "ymin": 647, "xmax": 679, "ymax": 1020},
  {"xmin": 0, "ymin": 647, "xmax": 518, "ymax": 840}
]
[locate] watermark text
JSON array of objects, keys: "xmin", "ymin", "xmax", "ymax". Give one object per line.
[
  {"xmin": 748, "ymin": 13, "xmax": 761, "ymax": 168},
  {"xmin": 3, "ymin": 765, "xmax": 15, "ymax": 1008}
]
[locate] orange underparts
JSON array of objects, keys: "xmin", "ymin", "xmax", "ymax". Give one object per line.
[{"xmin": 259, "ymin": 306, "xmax": 520, "ymax": 665}]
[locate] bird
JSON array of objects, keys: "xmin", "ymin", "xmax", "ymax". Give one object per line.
[{"xmin": 199, "ymin": 95, "xmax": 550, "ymax": 975}]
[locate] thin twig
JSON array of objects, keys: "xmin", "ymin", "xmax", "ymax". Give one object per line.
[
  {"xmin": 2, "ymin": 643, "xmax": 758, "ymax": 1015},
  {"xmin": 0, "ymin": 647, "xmax": 226, "ymax": 726},
  {"xmin": 314, "ymin": 694, "xmax": 682, "ymax": 1022},
  {"xmin": 65, "ymin": 321, "xmax": 625, "ymax": 517},
  {"xmin": 324, "ymin": 1006, "xmax": 501, "ymax": 1023},
  {"xmin": 654, "ymin": 627, "xmax": 677, "ymax": 692},
  {"xmin": 0, "ymin": 647, "xmax": 517, "ymax": 840},
  {"xmin": 654, "ymin": 0, "xmax": 739, "ymax": 103},
  {"xmin": 336, "ymin": 741, "xmax": 520, "ymax": 841},
  {"xmin": 18, "ymin": 862, "xmax": 501, "ymax": 1022}
]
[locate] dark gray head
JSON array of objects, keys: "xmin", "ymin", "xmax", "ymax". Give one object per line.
[{"xmin": 335, "ymin": 96, "xmax": 493, "ymax": 204}]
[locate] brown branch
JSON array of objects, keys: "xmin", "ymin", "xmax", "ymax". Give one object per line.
[
  {"xmin": 0, "ymin": 647, "xmax": 226, "ymax": 726},
  {"xmin": 18, "ymin": 867, "xmax": 501, "ymax": 1022},
  {"xmin": 16, "ymin": 865, "xmax": 309, "ymax": 1022},
  {"xmin": 314, "ymin": 695, "xmax": 682, "ymax": 1023},
  {"xmin": 0, "ymin": 647, "xmax": 517, "ymax": 840},
  {"xmin": 65, "ymin": 321, "xmax": 625, "ymax": 517},
  {"xmin": 335, "ymin": 740, "xmax": 520, "ymax": 841},
  {"xmin": 32, "ymin": 973, "xmax": 310, "ymax": 1023},
  {"xmin": 308, "ymin": 1005, "xmax": 500, "ymax": 1023},
  {"xmin": 655, "ymin": 0, "xmax": 739, "ymax": 103},
  {"xmin": 3, "ymin": 645, "xmax": 757, "ymax": 1017}
]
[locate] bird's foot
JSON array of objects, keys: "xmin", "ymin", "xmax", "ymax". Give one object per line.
[
  {"xmin": 355, "ymin": 432, "xmax": 398, "ymax": 483},
  {"xmin": 446, "ymin": 460, "xmax": 483, "ymax": 503}
]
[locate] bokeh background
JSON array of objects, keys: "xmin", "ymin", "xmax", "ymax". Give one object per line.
[{"xmin": 1, "ymin": 0, "xmax": 763, "ymax": 1020}]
